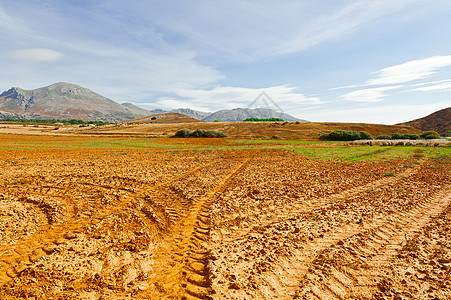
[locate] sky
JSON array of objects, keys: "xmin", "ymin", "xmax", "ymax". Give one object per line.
[{"xmin": 0, "ymin": 0, "xmax": 450, "ymax": 124}]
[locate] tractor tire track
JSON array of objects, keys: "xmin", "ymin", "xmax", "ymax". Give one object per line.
[
  {"xmin": 253, "ymin": 159, "xmax": 439, "ymax": 299},
  {"xmin": 294, "ymin": 187, "xmax": 450, "ymax": 300},
  {"xmin": 0, "ymin": 162, "xmax": 214, "ymax": 286},
  {"xmin": 140, "ymin": 158, "xmax": 251, "ymax": 299},
  {"xmin": 276, "ymin": 159, "xmax": 424, "ymax": 223}
]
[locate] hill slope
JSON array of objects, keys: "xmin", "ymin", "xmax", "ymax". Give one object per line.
[
  {"xmin": 0, "ymin": 83, "xmax": 150, "ymax": 122},
  {"xmin": 124, "ymin": 113, "xmax": 201, "ymax": 124},
  {"xmin": 398, "ymin": 107, "xmax": 450, "ymax": 135}
]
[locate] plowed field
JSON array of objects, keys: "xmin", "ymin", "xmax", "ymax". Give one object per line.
[{"xmin": 0, "ymin": 134, "xmax": 449, "ymax": 299}]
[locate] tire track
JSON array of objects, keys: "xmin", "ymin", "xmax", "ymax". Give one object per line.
[
  {"xmin": 253, "ymin": 159, "xmax": 437, "ymax": 299},
  {"xmin": 295, "ymin": 187, "xmax": 450, "ymax": 300},
  {"xmin": 140, "ymin": 158, "xmax": 251, "ymax": 300},
  {"xmin": 0, "ymin": 162, "xmax": 214, "ymax": 286},
  {"xmin": 275, "ymin": 159, "xmax": 424, "ymax": 223}
]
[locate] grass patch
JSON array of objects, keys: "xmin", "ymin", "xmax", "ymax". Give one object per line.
[{"xmin": 291, "ymin": 145, "xmax": 451, "ymax": 162}]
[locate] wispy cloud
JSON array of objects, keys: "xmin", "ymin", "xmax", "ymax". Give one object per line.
[
  {"xmin": 409, "ymin": 82, "xmax": 451, "ymax": 92},
  {"xmin": 274, "ymin": 0, "xmax": 424, "ymax": 56},
  {"xmin": 7, "ymin": 48, "xmax": 64, "ymax": 62},
  {"xmin": 410, "ymin": 78, "xmax": 451, "ymax": 87},
  {"xmin": 342, "ymin": 86, "xmax": 401, "ymax": 103},
  {"xmin": 367, "ymin": 55, "xmax": 451, "ymax": 85}
]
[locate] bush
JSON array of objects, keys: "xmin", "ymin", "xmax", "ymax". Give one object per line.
[
  {"xmin": 376, "ymin": 134, "xmax": 392, "ymax": 140},
  {"xmin": 358, "ymin": 131, "xmax": 373, "ymax": 140},
  {"xmin": 320, "ymin": 130, "xmax": 371, "ymax": 141},
  {"xmin": 402, "ymin": 133, "xmax": 420, "ymax": 140},
  {"xmin": 173, "ymin": 128, "xmax": 227, "ymax": 138},
  {"xmin": 391, "ymin": 133, "xmax": 403, "ymax": 139},
  {"xmin": 190, "ymin": 129, "xmax": 206, "ymax": 137},
  {"xmin": 420, "ymin": 131, "xmax": 440, "ymax": 139},
  {"xmin": 213, "ymin": 119, "xmax": 221, "ymax": 122},
  {"xmin": 174, "ymin": 128, "xmax": 193, "ymax": 138},
  {"xmin": 377, "ymin": 133, "xmax": 421, "ymax": 140}
]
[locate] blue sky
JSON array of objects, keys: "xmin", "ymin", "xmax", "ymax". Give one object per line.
[{"xmin": 0, "ymin": 0, "xmax": 450, "ymax": 124}]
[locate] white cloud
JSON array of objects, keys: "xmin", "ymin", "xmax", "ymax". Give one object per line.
[
  {"xmin": 329, "ymin": 84, "xmax": 361, "ymax": 91},
  {"xmin": 273, "ymin": 0, "xmax": 424, "ymax": 56},
  {"xmin": 342, "ymin": 86, "xmax": 401, "ymax": 103},
  {"xmin": 409, "ymin": 82, "xmax": 451, "ymax": 92},
  {"xmin": 411, "ymin": 79, "xmax": 451, "ymax": 87},
  {"xmin": 7, "ymin": 48, "xmax": 64, "ymax": 62},
  {"xmin": 367, "ymin": 55, "xmax": 451, "ymax": 85}
]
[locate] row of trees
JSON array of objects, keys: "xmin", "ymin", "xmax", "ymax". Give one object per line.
[
  {"xmin": 174, "ymin": 128, "xmax": 228, "ymax": 138},
  {"xmin": 0, "ymin": 118, "xmax": 111, "ymax": 126},
  {"xmin": 320, "ymin": 130, "xmax": 442, "ymax": 141},
  {"xmin": 243, "ymin": 118, "xmax": 284, "ymax": 122}
]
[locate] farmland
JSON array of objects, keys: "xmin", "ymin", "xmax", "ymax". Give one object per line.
[{"xmin": 0, "ymin": 133, "xmax": 449, "ymax": 299}]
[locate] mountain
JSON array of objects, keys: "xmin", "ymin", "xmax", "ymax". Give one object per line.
[
  {"xmin": 0, "ymin": 83, "xmax": 151, "ymax": 122},
  {"xmin": 0, "ymin": 83, "xmax": 309, "ymax": 123},
  {"xmin": 150, "ymin": 109, "xmax": 168, "ymax": 114},
  {"xmin": 202, "ymin": 108, "xmax": 307, "ymax": 122},
  {"xmin": 398, "ymin": 107, "xmax": 450, "ymax": 135},
  {"xmin": 171, "ymin": 108, "xmax": 211, "ymax": 120}
]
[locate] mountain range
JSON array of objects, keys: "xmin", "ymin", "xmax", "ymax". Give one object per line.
[{"xmin": 0, "ymin": 83, "xmax": 306, "ymax": 123}]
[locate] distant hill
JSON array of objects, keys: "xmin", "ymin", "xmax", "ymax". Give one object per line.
[
  {"xmin": 124, "ymin": 113, "xmax": 201, "ymax": 124},
  {"xmin": 398, "ymin": 107, "xmax": 450, "ymax": 135},
  {"xmin": 0, "ymin": 83, "xmax": 151, "ymax": 122},
  {"xmin": 171, "ymin": 108, "xmax": 211, "ymax": 120},
  {"xmin": 202, "ymin": 108, "xmax": 307, "ymax": 122}
]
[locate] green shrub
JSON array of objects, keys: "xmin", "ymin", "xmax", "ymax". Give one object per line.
[
  {"xmin": 213, "ymin": 119, "xmax": 221, "ymax": 122},
  {"xmin": 420, "ymin": 131, "xmax": 440, "ymax": 139},
  {"xmin": 190, "ymin": 129, "xmax": 206, "ymax": 137},
  {"xmin": 214, "ymin": 131, "xmax": 228, "ymax": 138},
  {"xmin": 402, "ymin": 133, "xmax": 420, "ymax": 140},
  {"xmin": 377, "ymin": 133, "xmax": 421, "ymax": 140},
  {"xmin": 174, "ymin": 128, "xmax": 193, "ymax": 138},
  {"xmin": 358, "ymin": 131, "xmax": 373, "ymax": 140},
  {"xmin": 320, "ymin": 130, "xmax": 371, "ymax": 141},
  {"xmin": 391, "ymin": 133, "xmax": 403, "ymax": 139},
  {"xmin": 173, "ymin": 128, "xmax": 227, "ymax": 138},
  {"xmin": 376, "ymin": 134, "xmax": 392, "ymax": 140}
]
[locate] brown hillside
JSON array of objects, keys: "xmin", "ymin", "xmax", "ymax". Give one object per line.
[
  {"xmin": 75, "ymin": 121, "xmax": 422, "ymax": 139},
  {"xmin": 398, "ymin": 107, "xmax": 450, "ymax": 135},
  {"xmin": 123, "ymin": 113, "xmax": 201, "ymax": 124}
]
